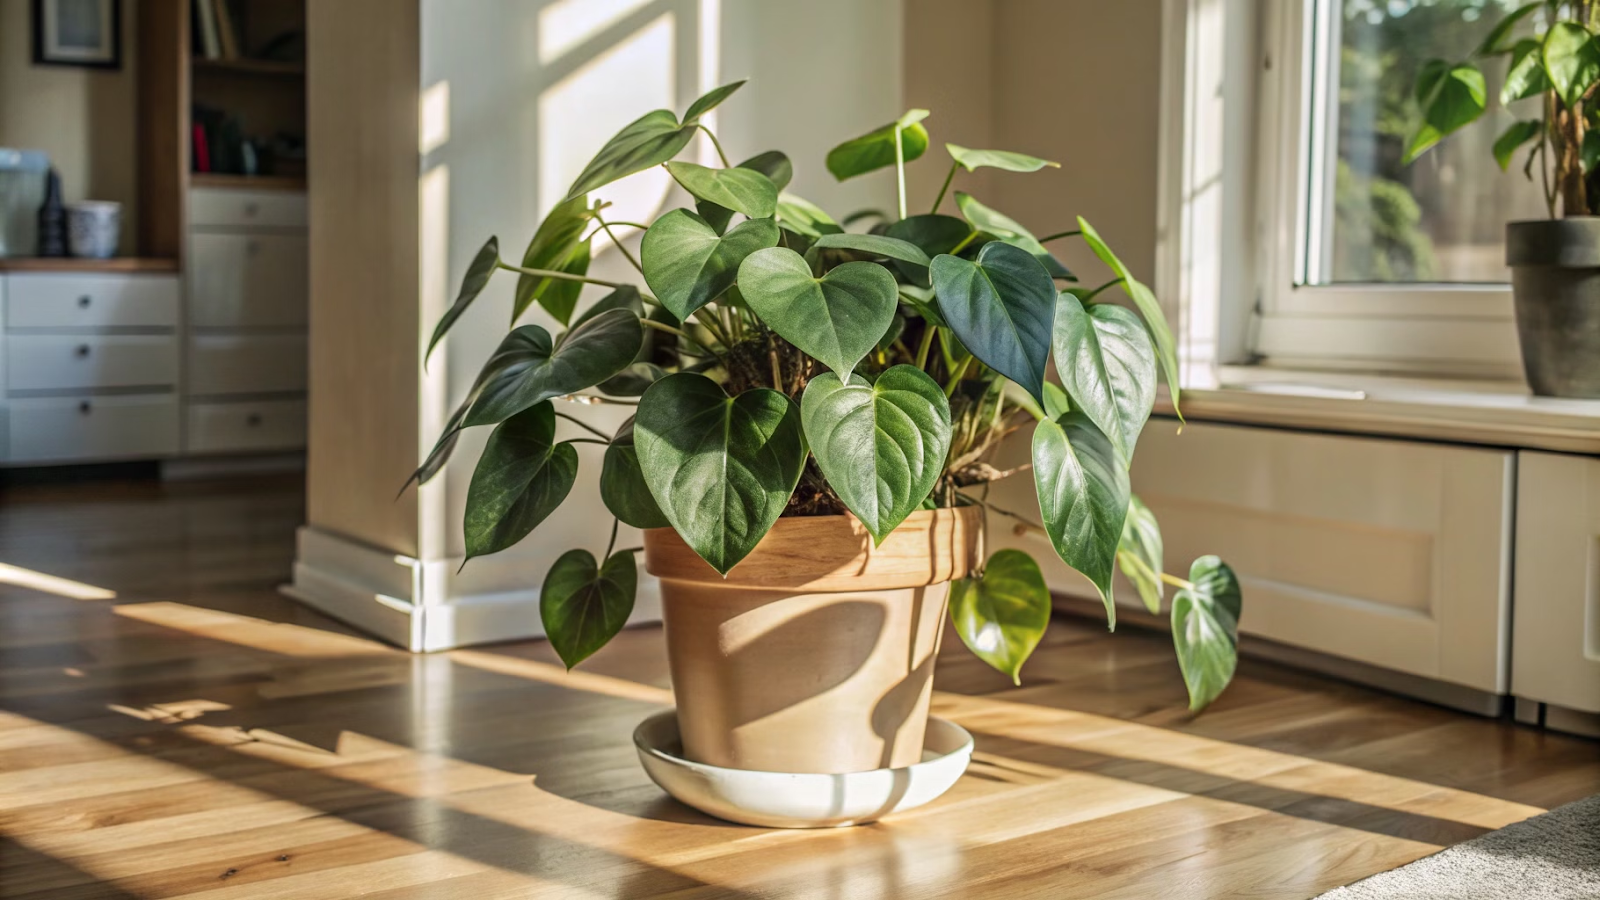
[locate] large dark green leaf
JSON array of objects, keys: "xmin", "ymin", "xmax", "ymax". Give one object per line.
[
  {"xmin": 1117, "ymin": 494, "xmax": 1164, "ymax": 615},
  {"xmin": 825, "ymin": 110, "xmax": 930, "ymax": 181},
  {"xmin": 599, "ymin": 362, "xmax": 667, "ymax": 397},
  {"xmin": 1503, "ymin": 38, "xmax": 1552, "ymax": 104},
  {"xmin": 463, "ymin": 403, "xmax": 579, "ymax": 562},
  {"xmin": 811, "ymin": 233, "xmax": 931, "ymax": 268},
  {"xmin": 949, "ymin": 549, "xmax": 1051, "ymax": 685},
  {"xmin": 946, "ymin": 143, "xmax": 1059, "ymax": 173},
  {"xmin": 641, "ymin": 210, "xmax": 779, "ymax": 319},
  {"xmin": 931, "ymin": 241, "xmax": 1057, "ymax": 403},
  {"xmin": 1053, "ymin": 292, "xmax": 1156, "ymax": 461},
  {"xmin": 541, "ymin": 548, "xmax": 637, "ymax": 669},
  {"xmin": 738, "ymin": 248, "xmax": 899, "ymax": 376},
  {"xmin": 563, "ymin": 81, "xmax": 746, "ymax": 201},
  {"xmin": 513, "ymin": 195, "xmax": 594, "ymax": 325},
  {"xmin": 800, "ymin": 367, "xmax": 952, "ymax": 543},
  {"xmin": 1172, "ymin": 555, "xmax": 1243, "ymax": 711},
  {"xmin": 1077, "ymin": 217, "xmax": 1181, "ymax": 416},
  {"xmin": 572, "ymin": 285, "xmax": 644, "ymax": 329},
  {"xmin": 1033, "ymin": 410, "xmax": 1129, "ymax": 620},
  {"xmin": 1545, "ymin": 22, "xmax": 1600, "ymax": 109},
  {"xmin": 425, "ymin": 236, "xmax": 499, "ymax": 363},
  {"xmin": 464, "ymin": 309, "xmax": 642, "ymax": 427},
  {"xmin": 886, "ymin": 214, "xmax": 971, "ymax": 257},
  {"xmin": 600, "ymin": 416, "xmax": 669, "ymax": 529},
  {"xmin": 634, "ymin": 374, "xmax": 806, "ymax": 574},
  {"xmin": 666, "ymin": 162, "xmax": 777, "ymax": 219},
  {"xmin": 698, "ymin": 151, "xmax": 792, "ymax": 232},
  {"xmin": 954, "ymin": 192, "xmax": 1071, "ymax": 278}
]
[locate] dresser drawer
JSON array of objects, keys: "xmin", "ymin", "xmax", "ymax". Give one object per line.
[
  {"xmin": 187, "ymin": 399, "xmax": 306, "ymax": 454},
  {"xmin": 9, "ymin": 394, "xmax": 179, "ymax": 463},
  {"xmin": 5, "ymin": 274, "xmax": 179, "ymax": 329},
  {"xmin": 189, "ymin": 233, "xmax": 308, "ymax": 327},
  {"xmin": 189, "ymin": 188, "xmax": 306, "ymax": 230},
  {"xmin": 6, "ymin": 335, "xmax": 178, "ymax": 392},
  {"xmin": 188, "ymin": 334, "xmax": 307, "ymax": 396}
]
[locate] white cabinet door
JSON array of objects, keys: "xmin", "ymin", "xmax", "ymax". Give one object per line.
[
  {"xmin": 1513, "ymin": 452, "xmax": 1600, "ymax": 714},
  {"xmin": 188, "ymin": 233, "xmax": 308, "ymax": 328},
  {"xmin": 6, "ymin": 335, "xmax": 178, "ymax": 391},
  {"xmin": 9, "ymin": 395, "xmax": 179, "ymax": 462},
  {"xmin": 187, "ymin": 334, "xmax": 307, "ymax": 396}
]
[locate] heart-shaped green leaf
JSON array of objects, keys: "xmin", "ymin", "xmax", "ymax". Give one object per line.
[
  {"xmin": 1053, "ymin": 292, "xmax": 1157, "ymax": 461},
  {"xmin": 1172, "ymin": 555, "xmax": 1242, "ymax": 711},
  {"xmin": 931, "ymin": 241, "xmax": 1057, "ymax": 403},
  {"xmin": 1409, "ymin": 62, "xmax": 1488, "ymax": 163},
  {"xmin": 1033, "ymin": 409, "xmax": 1129, "ymax": 619},
  {"xmin": 562, "ymin": 82, "xmax": 746, "ymax": 201},
  {"xmin": 513, "ymin": 195, "xmax": 594, "ymax": 325},
  {"xmin": 826, "ymin": 109, "xmax": 931, "ymax": 180},
  {"xmin": 425, "ymin": 235, "xmax": 499, "ymax": 363},
  {"xmin": 1117, "ymin": 494, "xmax": 1164, "ymax": 615},
  {"xmin": 887, "ymin": 214, "xmax": 971, "ymax": 257},
  {"xmin": 811, "ymin": 233, "xmax": 931, "ymax": 268},
  {"xmin": 601, "ymin": 416, "xmax": 669, "ymax": 529},
  {"xmin": 1544, "ymin": 22, "xmax": 1600, "ymax": 109},
  {"xmin": 1077, "ymin": 217, "xmax": 1182, "ymax": 417},
  {"xmin": 682, "ymin": 79, "xmax": 746, "ymax": 123},
  {"xmin": 950, "ymin": 549, "xmax": 1051, "ymax": 685},
  {"xmin": 666, "ymin": 161, "xmax": 777, "ymax": 219},
  {"xmin": 954, "ymin": 192, "xmax": 1072, "ymax": 279},
  {"xmin": 738, "ymin": 248, "xmax": 899, "ymax": 376},
  {"xmin": 775, "ymin": 192, "xmax": 844, "ymax": 240},
  {"xmin": 641, "ymin": 210, "xmax": 779, "ymax": 320},
  {"xmin": 946, "ymin": 143, "xmax": 1059, "ymax": 173},
  {"xmin": 464, "ymin": 402, "xmax": 579, "ymax": 562},
  {"xmin": 464, "ymin": 309, "xmax": 642, "ymax": 427},
  {"xmin": 800, "ymin": 366, "xmax": 952, "ymax": 543},
  {"xmin": 541, "ymin": 548, "xmax": 637, "ymax": 669},
  {"xmin": 1503, "ymin": 39, "xmax": 1551, "ymax": 104},
  {"xmin": 634, "ymin": 373, "xmax": 806, "ymax": 574},
  {"xmin": 698, "ymin": 151, "xmax": 793, "ymax": 233},
  {"xmin": 572, "ymin": 285, "xmax": 644, "ymax": 329}
]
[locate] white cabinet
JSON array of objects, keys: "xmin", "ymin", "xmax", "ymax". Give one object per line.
[
  {"xmin": 188, "ymin": 233, "xmax": 308, "ymax": 328},
  {"xmin": 7, "ymin": 335, "xmax": 178, "ymax": 391},
  {"xmin": 8, "ymin": 395, "xmax": 180, "ymax": 463},
  {"xmin": 5, "ymin": 273, "xmax": 178, "ymax": 328},
  {"xmin": 1512, "ymin": 452, "xmax": 1600, "ymax": 716},
  {"xmin": 187, "ymin": 399, "xmax": 308, "ymax": 454}
]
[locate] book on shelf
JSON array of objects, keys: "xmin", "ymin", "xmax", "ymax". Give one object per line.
[
  {"xmin": 213, "ymin": 0, "xmax": 240, "ymax": 60},
  {"xmin": 193, "ymin": 0, "xmax": 221, "ymax": 59},
  {"xmin": 192, "ymin": 123, "xmax": 211, "ymax": 173}
]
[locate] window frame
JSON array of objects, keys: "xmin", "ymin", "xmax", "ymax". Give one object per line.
[{"xmin": 1251, "ymin": 0, "xmax": 1523, "ymax": 379}]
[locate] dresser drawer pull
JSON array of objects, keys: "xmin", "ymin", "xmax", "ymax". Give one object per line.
[
  {"xmin": 74, "ymin": 344, "xmax": 91, "ymax": 358},
  {"xmin": 246, "ymin": 413, "xmax": 263, "ymax": 427},
  {"xmin": 77, "ymin": 295, "xmax": 92, "ymax": 309},
  {"xmin": 79, "ymin": 401, "xmax": 92, "ymax": 415}
]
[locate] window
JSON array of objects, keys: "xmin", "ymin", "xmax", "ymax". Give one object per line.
[{"xmin": 1251, "ymin": 0, "xmax": 1536, "ymax": 378}]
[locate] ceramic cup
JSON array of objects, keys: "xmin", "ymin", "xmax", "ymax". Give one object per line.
[{"xmin": 66, "ymin": 201, "xmax": 121, "ymax": 259}]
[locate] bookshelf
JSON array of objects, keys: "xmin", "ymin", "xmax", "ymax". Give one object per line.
[{"xmin": 188, "ymin": 0, "xmax": 307, "ymax": 186}]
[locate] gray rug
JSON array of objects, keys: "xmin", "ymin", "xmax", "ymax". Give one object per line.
[{"xmin": 1316, "ymin": 794, "xmax": 1600, "ymax": 899}]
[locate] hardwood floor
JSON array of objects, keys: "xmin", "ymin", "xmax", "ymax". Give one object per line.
[{"xmin": 0, "ymin": 475, "xmax": 1595, "ymax": 899}]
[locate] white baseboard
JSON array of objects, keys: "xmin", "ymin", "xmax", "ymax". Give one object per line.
[{"xmin": 285, "ymin": 525, "xmax": 662, "ymax": 652}]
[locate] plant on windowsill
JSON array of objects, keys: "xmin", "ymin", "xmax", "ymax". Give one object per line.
[
  {"xmin": 404, "ymin": 80, "xmax": 1243, "ymax": 785},
  {"xmin": 1409, "ymin": 1, "xmax": 1600, "ymax": 397}
]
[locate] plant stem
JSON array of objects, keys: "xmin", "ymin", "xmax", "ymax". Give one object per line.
[
  {"xmin": 639, "ymin": 317, "xmax": 718, "ymax": 358},
  {"xmin": 973, "ymin": 498, "xmax": 1046, "ymax": 535},
  {"xmin": 1159, "ymin": 572, "xmax": 1196, "ymax": 591},
  {"xmin": 556, "ymin": 393, "xmax": 638, "ymax": 405},
  {"xmin": 894, "ymin": 125, "xmax": 908, "ymax": 221},
  {"xmin": 605, "ymin": 221, "xmax": 651, "ymax": 231},
  {"xmin": 594, "ymin": 214, "xmax": 644, "ymax": 276},
  {"xmin": 496, "ymin": 261, "xmax": 623, "ymax": 289},
  {"xmin": 914, "ymin": 325, "xmax": 936, "ymax": 370},
  {"xmin": 930, "ymin": 161, "xmax": 959, "ymax": 214},
  {"xmin": 1082, "ymin": 277, "xmax": 1126, "ymax": 303},
  {"xmin": 948, "ymin": 230, "xmax": 980, "ymax": 256},
  {"xmin": 604, "ymin": 518, "xmax": 620, "ymax": 558},
  {"xmin": 1039, "ymin": 229, "xmax": 1081, "ymax": 243},
  {"xmin": 699, "ymin": 125, "xmax": 733, "ymax": 168},
  {"xmin": 565, "ymin": 438, "xmax": 610, "ymax": 446},
  {"xmin": 554, "ymin": 411, "xmax": 611, "ymax": 440},
  {"xmin": 617, "ymin": 545, "xmax": 644, "ymax": 555},
  {"xmin": 944, "ymin": 355, "xmax": 973, "ymax": 397}
]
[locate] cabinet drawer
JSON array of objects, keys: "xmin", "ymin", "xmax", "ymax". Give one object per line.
[
  {"xmin": 187, "ymin": 399, "xmax": 306, "ymax": 454},
  {"xmin": 188, "ymin": 334, "xmax": 307, "ymax": 395},
  {"xmin": 9, "ymin": 394, "xmax": 179, "ymax": 462},
  {"xmin": 189, "ymin": 188, "xmax": 306, "ymax": 230},
  {"xmin": 7, "ymin": 335, "xmax": 178, "ymax": 392},
  {"xmin": 189, "ymin": 233, "xmax": 307, "ymax": 327},
  {"xmin": 5, "ymin": 274, "xmax": 179, "ymax": 329}
]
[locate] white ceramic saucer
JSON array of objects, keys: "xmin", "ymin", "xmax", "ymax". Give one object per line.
[{"xmin": 632, "ymin": 711, "xmax": 974, "ymax": 828}]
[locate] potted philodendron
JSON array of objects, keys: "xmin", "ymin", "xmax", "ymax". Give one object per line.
[
  {"xmin": 407, "ymin": 80, "xmax": 1243, "ymax": 782},
  {"xmin": 1410, "ymin": 2, "xmax": 1600, "ymax": 397}
]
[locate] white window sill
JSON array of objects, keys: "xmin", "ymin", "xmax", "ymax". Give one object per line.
[{"xmin": 1158, "ymin": 366, "xmax": 1600, "ymax": 455}]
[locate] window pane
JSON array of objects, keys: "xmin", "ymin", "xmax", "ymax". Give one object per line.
[{"xmin": 1312, "ymin": 0, "xmax": 1548, "ymax": 285}]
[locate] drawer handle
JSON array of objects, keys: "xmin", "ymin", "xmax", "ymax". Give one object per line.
[
  {"xmin": 79, "ymin": 401, "xmax": 92, "ymax": 415},
  {"xmin": 246, "ymin": 413, "xmax": 263, "ymax": 427},
  {"xmin": 74, "ymin": 344, "xmax": 91, "ymax": 358},
  {"xmin": 77, "ymin": 295, "xmax": 92, "ymax": 309}
]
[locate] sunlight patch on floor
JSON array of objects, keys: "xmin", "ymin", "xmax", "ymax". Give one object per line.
[
  {"xmin": 111, "ymin": 602, "xmax": 395, "ymax": 659},
  {"xmin": 449, "ymin": 649, "xmax": 674, "ymax": 706},
  {"xmin": 0, "ymin": 563, "xmax": 115, "ymax": 600}
]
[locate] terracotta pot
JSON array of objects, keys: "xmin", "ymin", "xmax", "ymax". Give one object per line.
[{"xmin": 643, "ymin": 507, "xmax": 980, "ymax": 774}]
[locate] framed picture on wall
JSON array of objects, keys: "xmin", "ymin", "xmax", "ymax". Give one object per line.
[{"xmin": 32, "ymin": 0, "xmax": 122, "ymax": 70}]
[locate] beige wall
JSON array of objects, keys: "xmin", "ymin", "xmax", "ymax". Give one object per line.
[{"xmin": 0, "ymin": 0, "xmax": 139, "ymax": 255}]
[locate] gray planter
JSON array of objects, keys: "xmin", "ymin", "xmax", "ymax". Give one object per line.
[{"xmin": 1507, "ymin": 218, "xmax": 1600, "ymax": 398}]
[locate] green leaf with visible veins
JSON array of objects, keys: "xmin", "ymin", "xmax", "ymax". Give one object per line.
[
  {"xmin": 826, "ymin": 110, "xmax": 930, "ymax": 180},
  {"xmin": 738, "ymin": 247, "xmax": 899, "ymax": 376},
  {"xmin": 1543, "ymin": 22, "xmax": 1600, "ymax": 110},
  {"xmin": 541, "ymin": 549, "xmax": 637, "ymax": 669},
  {"xmin": 698, "ymin": 151, "xmax": 792, "ymax": 233},
  {"xmin": 954, "ymin": 192, "xmax": 1072, "ymax": 278},
  {"xmin": 641, "ymin": 210, "xmax": 779, "ymax": 320},
  {"xmin": 800, "ymin": 367, "xmax": 952, "ymax": 544},
  {"xmin": 425, "ymin": 236, "xmax": 499, "ymax": 363},
  {"xmin": 666, "ymin": 161, "xmax": 777, "ymax": 219},
  {"xmin": 1117, "ymin": 495, "xmax": 1164, "ymax": 615},
  {"xmin": 811, "ymin": 233, "xmax": 932, "ymax": 268},
  {"xmin": 1503, "ymin": 39, "xmax": 1551, "ymax": 104},
  {"xmin": 600, "ymin": 416, "xmax": 669, "ymax": 529},
  {"xmin": 1053, "ymin": 292, "xmax": 1157, "ymax": 461},
  {"xmin": 634, "ymin": 373, "xmax": 807, "ymax": 574},
  {"xmin": 1077, "ymin": 216, "xmax": 1182, "ymax": 417},
  {"xmin": 950, "ymin": 549, "xmax": 1051, "ymax": 685},
  {"xmin": 464, "ymin": 309, "xmax": 642, "ymax": 427},
  {"xmin": 1172, "ymin": 555, "xmax": 1243, "ymax": 711},
  {"xmin": 1033, "ymin": 409, "xmax": 1130, "ymax": 621},
  {"xmin": 563, "ymin": 81, "xmax": 746, "ymax": 200},
  {"xmin": 513, "ymin": 195, "xmax": 593, "ymax": 325},
  {"xmin": 946, "ymin": 143, "xmax": 1059, "ymax": 173},
  {"xmin": 463, "ymin": 402, "xmax": 579, "ymax": 562},
  {"xmin": 931, "ymin": 241, "xmax": 1057, "ymax": 403}
]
